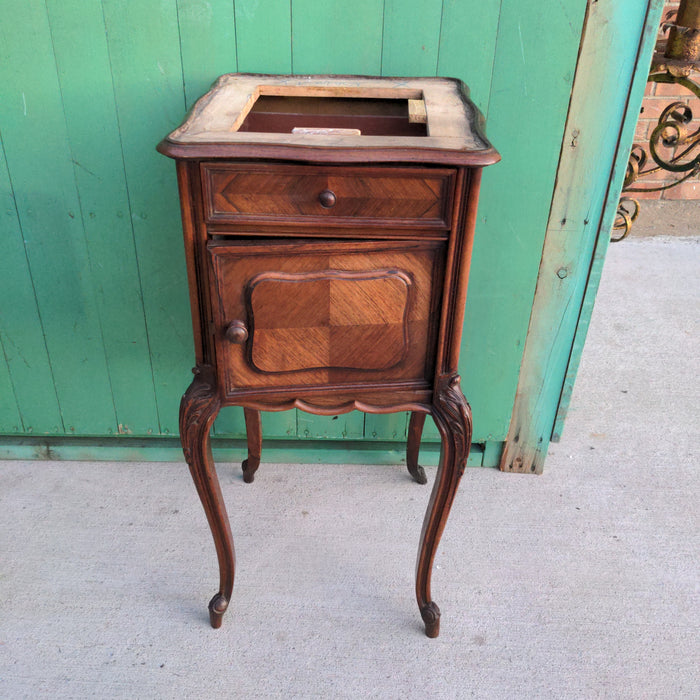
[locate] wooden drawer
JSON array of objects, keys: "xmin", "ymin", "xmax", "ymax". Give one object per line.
[
  {"xmin": 207, "ymin": 238, "xmax": 445, "ymax": 396},
  {"xmin": 202, "ymin": 163, "xmax": 455, "ymax": 229}
]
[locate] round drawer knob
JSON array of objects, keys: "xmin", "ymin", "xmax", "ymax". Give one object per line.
[
  {"xmin": 225, "ymin": 320, "xmax": 248, "ymax": 344},
  {"xmin": 318, "ymin": 189, "xmax": 337, "ymax": 208}
]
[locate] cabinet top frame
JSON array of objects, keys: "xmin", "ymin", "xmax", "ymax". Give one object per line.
[{"xmin": 157, "ymin": 74, "xmax": 500, "ymax": 167}]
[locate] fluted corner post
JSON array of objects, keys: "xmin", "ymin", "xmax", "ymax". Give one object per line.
[
  {"xmin": 179, "ymin": 365, "xmax": 234, "ymax": 628},
  {"xmin": 415, "ymin": 373, "xmax": 472, "ymax": 638}
]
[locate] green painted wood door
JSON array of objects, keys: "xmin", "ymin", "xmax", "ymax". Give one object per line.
[{"xmin": 0, "ymin": 1, "xmax": 658, "ymax": 468}]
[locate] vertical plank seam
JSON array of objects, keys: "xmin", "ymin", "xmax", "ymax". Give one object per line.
[
  {"xmin": 483, "ymin": 0, "xmax": 505, "ymax": 120},
  {"xmin": 232, "ymin": 0, "xmax": 240, "ymax": 72},
  {"xmin": 379, "ymin": 0, "xmax": 387, "ymax": 75},
  {"xmin": 45, "ymin": 0, "xmax": 121, "ymax": 434},
  {"xmin": 289, "ymin": 0, "xmax": 294, "ymax": 74},
  {"xmin": 0, "ymin": 133, "xmax": 27, "ymax": 431},
  {"xmin": 0, "ymin": 334, "xmax": 23, "ymax": 432},
  {"xmin": 434, "ymin": 0, "xmax": 446, "ymax": 76},
  {"xmin": 99, "ymin": 0, "xmax": 164, "ymax": 435},
  {"xmin": 0, "ymin": 111, "xmax": 65, "ymax": 436},
  {"xmin": 174, "ymin": 0, "xmax": 189, "ymax": 109}
]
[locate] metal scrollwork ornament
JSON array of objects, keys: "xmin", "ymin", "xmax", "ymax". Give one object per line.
[{"xmin": 614, "ymin": 0, "xmax": 700, "ymax": 241}]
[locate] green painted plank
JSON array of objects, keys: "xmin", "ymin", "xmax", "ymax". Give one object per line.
[
  {"xmin": 45, "ymin": 0, "xmax": 160, "ymax": 437},
  {"xmin": 297, "ymin": 412, "xmax": 365, "ymax": 440},
  {"xmin": 437, "ymin": 0, "xmax": 502, "ymax": 114},
  {"xmin": 421, "ymin": 414, "xmax": 441, "ymax": 442},
  {"xmin": 0, "ymin": 331, "xmax": 22, "ymax": 434},
  {"xmin": 212, "ymin": 406, "xmax": 246, "ymax": 438},
  {"xmin": 102, "ymin": 0, "xmax": 194, "ymax": 435},
  {"xmin": 292, "ymin": 0, "xmax": 384, "ymax": 75},
  {"xmin": 380, "ymin": 0, "xmax": 443, "ymax": 76},
  {"xmin": 213, "ymin": 406, "xmax": 297, "ymax": 440},
  {"xmin": 0, "ymin": 436, "xmax": 485, "ymax": 467},
  {"xmin": 501, "ymin": 0, "xmax": 665, "ymax": 473},
  {"xmin": 0, "ymin": 0, "xmax": 116, "ymax": 435},
  {"xmin": 552, "ymin": 0, "xmax": 666, "ymax": 442},
  {"xmin": 482, "ymin": 440, "xmax": 504, "ymax": 468},
  {"xmin": 234, "ymin": 0, "xmax": 292, "ymax": 74},
  {"xmin": 176, "ymin": 0, "xmax": 237, "ymax": 109},
  {"xmin": 0, "ymin": 133, "xmax": 62, "ymax": 434},
  {"xmin": 364, "ymin": 412, "xmax": 409, "ymax": 441},
  {"xmin": 459, "ymin": 0, "xmax": 587, "ymax": 444},
  {"xmin": 0, "ymin": 136, "xmax": 23, "ymax": 435}
]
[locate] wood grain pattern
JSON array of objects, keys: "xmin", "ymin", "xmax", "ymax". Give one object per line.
[
  {"xmin": 248, "ymin": 270, "xmax": 410, "ymax": 372},
  {"xmin": 208, "ymin": 239, "xmax": 444, "ymax": 394},
  {"xmin": 204, "ymin": 163, "xmax": 451, "ymax": 228}
]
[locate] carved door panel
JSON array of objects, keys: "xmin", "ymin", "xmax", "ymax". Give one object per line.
[{"xmin": 208, "ymin": 238, "xmax": 445, "ymax": 397}]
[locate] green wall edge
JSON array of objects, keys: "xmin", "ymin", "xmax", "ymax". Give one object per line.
[{"xmin": 0, "ymin": 437, "xmax": 504, "ymax": 468}]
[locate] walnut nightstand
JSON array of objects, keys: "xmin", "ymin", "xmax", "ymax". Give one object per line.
[{"xmin": 158, "ymin": 73, "xmax": 499, "ymax": 637}]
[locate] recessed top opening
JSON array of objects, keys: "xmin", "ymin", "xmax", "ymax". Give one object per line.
[{"xmin": 237, "ymin": 92, "xmax": 428, "ymax": 137}]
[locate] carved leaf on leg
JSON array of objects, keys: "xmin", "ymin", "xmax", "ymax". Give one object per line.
[
  {"xmin": 415, "ymin": 372, "xmax": 472, "ymax": 638},
  {"xmin": 179, "ymin": 365, "xmax": 235, "ymax": 629}
]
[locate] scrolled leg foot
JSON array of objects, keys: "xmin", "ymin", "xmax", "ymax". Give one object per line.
[
  {"xmin": 408, "ymin": 462, "xmax": 428, "ymax": 485},
  {"xmin": 241, "ymin": 457, "xmax": 259, "ymax": 483},
  {"xmin": 208, "ymin": 593, "xmax": 229, "ymax": 629},
  {"xmin": 420, "ymin": 601, "xmax": 441, "ymax": 638}
]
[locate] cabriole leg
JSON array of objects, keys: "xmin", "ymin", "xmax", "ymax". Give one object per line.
[
  {"xmin": 179, "ymin": 365, "xmax": 234, "ymax": 629},
  {"xmin": 242, "ymin": 408, "xmax": 262, "ymax": 483},
  {"xmin": 415, "ymin": 374, "xmax": 472, "ymax": 638},
  {"xmin": 406, "ymin": 411, "xmax": 428, "ymax": 484}
]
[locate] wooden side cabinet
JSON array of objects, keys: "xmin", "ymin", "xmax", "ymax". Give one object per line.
[{"xmin": 157, "ymin": 74, "xmax": 499, "ymax": 637}]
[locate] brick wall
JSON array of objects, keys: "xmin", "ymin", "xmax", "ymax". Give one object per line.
[{"xmin": 634, "ymin": 0, "xmax": 700, "ymax": 199}]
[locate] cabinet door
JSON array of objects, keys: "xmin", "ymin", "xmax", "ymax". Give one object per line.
[{"xmin": 208, "ymin": 239, "xmax": 445, "ymax": 397}]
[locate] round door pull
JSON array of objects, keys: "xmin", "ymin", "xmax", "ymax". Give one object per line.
[
  {"xmin": 318, "ymin": 189, "xmax": 336, "ymax": 208},
  {"xmin": 225, "ymin": 320, "xmax": 248, "ymax": 344}
]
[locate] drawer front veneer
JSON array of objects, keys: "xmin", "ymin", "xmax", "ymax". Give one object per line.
[{"xmin": 202, "ymin": 163, "xmax": 454, "ymax": 229}]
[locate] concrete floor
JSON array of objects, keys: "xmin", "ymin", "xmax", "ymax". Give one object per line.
[{"xmin": 1, "ymin": 233, "xmax": 698, "ymax": 698}]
